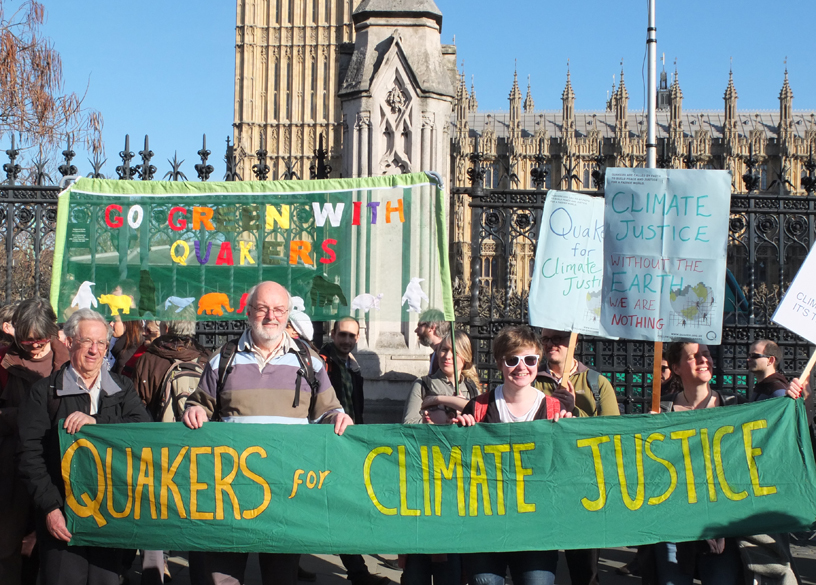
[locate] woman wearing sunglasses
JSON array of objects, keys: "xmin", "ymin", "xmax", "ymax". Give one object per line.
[
  {"xmin": 454, "ymin": 325, "xmax": 571, "ymax": 585},
  {"xmin": 0, "ymin": 298, "xmax": 69, "ymax": 584}
]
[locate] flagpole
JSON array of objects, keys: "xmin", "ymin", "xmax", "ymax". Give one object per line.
[
  {"xmin": 647, "ymin": 0, "xmax": 661, "ymax": 412},
  {"xmin": 646, "ymin": 0, "xmax": 657, "ymax": 169}
]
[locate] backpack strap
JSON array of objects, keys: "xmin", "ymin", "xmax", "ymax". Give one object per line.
[
  {"xmin": 215, "ymin": 338, "xmax": 240, "ymax": 420},
  {"xmin": 585, "ymin": 369, "xmax": 602, "ymax": 416},
  {"xmin": 472, "ymin": 392, "xmax": 491, "ymax": 422},
  {"xmin": 290, "ymin": 338, "xmax": 318, "ymax": 410}
]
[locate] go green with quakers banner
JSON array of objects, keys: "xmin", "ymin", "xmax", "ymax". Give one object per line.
[
  {"xmin": 59, "ymin": 398, "xmax": 816, "ymax": 553},
  {"xmin": 50, "ymin": 173, "xmax": 453, "ymax": 323}
]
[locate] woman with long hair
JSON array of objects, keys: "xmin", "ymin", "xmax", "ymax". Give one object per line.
[
  {"xmin": 402, "ymin": 330, "xmax": 481, "ymax": 424},
  {"xmin": 652, "ymin": 342, "xmax": 743, "ymax": 585},
  {"xmin": 110, "ymin": 320, "xmax": 144, "ymax": 376}
]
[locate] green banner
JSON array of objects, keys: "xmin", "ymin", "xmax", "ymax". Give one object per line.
[
  {"xmin": 51, "ymin": 173, "xmax": 454, "ymax": 322},
  {"xmin": 59, "ymin": 399, "xmax": 816, "ymax": 553}
]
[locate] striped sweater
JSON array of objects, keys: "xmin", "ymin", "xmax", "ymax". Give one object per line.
[{"xmin": 186, "ymin": 330, "xmax": 343, "ymax": 425}]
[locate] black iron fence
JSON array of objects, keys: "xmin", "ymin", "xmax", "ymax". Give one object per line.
[
  {"xmin": 3, "ymin": 135, "xmax": 815, "ymax": 406},
  {"xmin": 451, "ymin": 184, "xmax": 816, "ymax": 413}
]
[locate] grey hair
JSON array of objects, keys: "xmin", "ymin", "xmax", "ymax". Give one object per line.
[
  {"xmin": 245, "ymin": 281, "xmax": 292, "ymax": 313},
  {"xmin": 63, "ymin": 309, "xmax": 113, "ymax": 341},
  {"xmin": 165, "ymin": 320, "xmax": 196, "ymax": 337},
  {"xmin": 13, "ymin": 298, "xmax": 58, "ymax": 342}
]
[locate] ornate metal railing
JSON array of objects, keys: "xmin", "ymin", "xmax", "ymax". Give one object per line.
[{"xmin": 452, "ymin": 182, "xmax": 816, "ymax": 413}]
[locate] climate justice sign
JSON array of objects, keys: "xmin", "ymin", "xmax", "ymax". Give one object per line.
[
  {"xmin": 51, "ymin": 173, "xmax": 454, "ymax": 323},
  {"xmin": 601, "ymin": 168, "xmax": 731, "ymax": 342},
  {"xmin": 60, "ymin": 399, "xmax": 816, "ymax": 553},
  {"xmin": 529, "ymin": 190, "xmax": 605, "ymax": 335}
]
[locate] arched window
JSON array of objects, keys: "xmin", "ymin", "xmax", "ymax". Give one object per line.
[
  {"xmin": 284, "ymin": 60, "xmax": 291, "ymax": 120},
  {"xmin": 322, "ymin": 58, "xmax": 329, "ymax": 120},
  {"xmin": 272, "ymin": 60, "xmax": 279, "ymax": 120},
  {"xmin": 310, "ymin": 58, "xmax": 317, "ymax": 120},
  {"xmin": 759, "ymin": 165, "xmax": 768, "ymax": 190}
]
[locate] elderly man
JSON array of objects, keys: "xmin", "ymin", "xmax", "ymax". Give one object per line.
[
  {"xmin": 183, "ymin": 281, "xmax": 353, "ymax": 585},
  {"xmin": 17, "ymin": 308, "xmax": 150, "ymax": 585},
  {"xmin": 414, "ymin": 308, "xmax": 450, "ymax": 375},
  {"xmin": 747, "ymin": 339, "xmax": 788, "ymax": 401}
]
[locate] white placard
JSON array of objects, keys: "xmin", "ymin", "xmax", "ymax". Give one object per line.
[{"xmin": 773, "ymin": 244, "xmax": 816, "ymax": 345}]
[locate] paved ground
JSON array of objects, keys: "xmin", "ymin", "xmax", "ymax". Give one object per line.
[{"xmin": 126, "ymin": 537, "xmax": 816, "ymax": 584}]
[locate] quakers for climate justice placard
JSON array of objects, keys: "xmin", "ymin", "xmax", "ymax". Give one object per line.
[
  {"xmin": 529, "ymin": 190, "xmax": 606, "ymax": 335},
  {"xmin": 601, "ymin": 168, "xmax": 731, "ymax": 343},
  {"xmin": 59, "ymin": 399, "xmax": 816, "ymax": 553}
]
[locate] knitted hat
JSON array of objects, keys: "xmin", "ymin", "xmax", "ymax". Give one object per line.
[{"xmin": 289, "ymin": 310, "xmax": 314, "ymax": 341}]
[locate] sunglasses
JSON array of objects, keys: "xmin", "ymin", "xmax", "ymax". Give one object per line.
[
  {"xmin": 541, "ymin": 335, "xmax": 569, "ymax": 346},
  {"xmin": 503, "ymin": 354, "xmax": 540, "ymax": 368},
  {"xmin": 20, "ymin": 338, "xmax": 49, "ymax": 347},
  {"xmin": 747, "ymin": 353, "xmax": 770, "ymax": 360}
]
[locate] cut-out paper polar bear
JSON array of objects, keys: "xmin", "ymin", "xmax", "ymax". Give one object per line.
[
  {"xmin": 401, "ymin": 278, "xmax": 428, "ymax": 313},
  {"xmin": 71, "ymin": 281, "xmax": 97, "ymax": 309},
  {"xmin": 351, "ymin": 293, "xmax": 383, "ymax": 313},
  {"xmin": 164, "ymin": 296, "xmax": 196, "ymax": 313}
]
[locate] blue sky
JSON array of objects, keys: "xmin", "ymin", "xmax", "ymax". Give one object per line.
[{"xmin": 30, "ymin": 0, "xmax": 816, "ymax": 179}]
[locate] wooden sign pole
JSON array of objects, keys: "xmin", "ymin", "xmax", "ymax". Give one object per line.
[
  {"xmin": 799, "ymin": 350, "xmax": 816, "ymax": 385},
  {"xmin": 561, "ymin": 332, "xmax": 580, "ymax": 390},
  {"xmin": 651, "ymin": 341, "xmax": 663, "ymax": 413}
]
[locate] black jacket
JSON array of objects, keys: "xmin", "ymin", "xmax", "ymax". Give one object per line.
[
  {"xmin": 320, "ymin": 343, "xmax": 365, "ymax": 424},
  {"xmin": 17, "ymin": 362, "xmax": 150, "ymax": 517}
]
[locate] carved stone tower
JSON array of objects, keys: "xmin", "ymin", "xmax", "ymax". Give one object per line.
[
  {"xmin": 723, "ymin": 70, "xmax": 739, "ymax": 154},
  {"xmin": 561, "ymin": 68, "xmax": 576, "ymax": 152},
  {"xmin": 338, "ymin": 0, "xmax": 457, "ymax": 185},
  {"xmin": 778, "ymin": 69, "xmax": 795, "ymax": 154},
  {"xmin": 233, "ymin": 0, "xmax": 357, "ymax": 180},
  {"xmin": 669, "ymin": 70, "xmax": 684, "ymax": 159}
]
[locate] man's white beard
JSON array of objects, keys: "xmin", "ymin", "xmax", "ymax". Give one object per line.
[{"xmin": 251, "ymin": 321, "xmax": 283, "ymax": 344}]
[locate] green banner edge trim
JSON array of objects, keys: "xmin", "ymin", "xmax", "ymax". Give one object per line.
[
  {"xmin": 65, "ymin": 172, "xmax": 436, "ymax": 197},
  {"xmin": 50, "ymin": 189, "xmax": 71, "ymax": 311},
  {"xmin": 434, "ymin": 184, "xmax": 455, "ymax": 321}
]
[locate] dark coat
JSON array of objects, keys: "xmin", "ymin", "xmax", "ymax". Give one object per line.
[
  {"xmin": 133, "ymin": 335, "xmax": 211, "ymax": 419},
  {"xmin": 320, "ymin": 342, "xmax": 365, "ymax": 424},
  {"xmin": 17, "ymin": 362, "xmax": 150, "ymax": 517},
  {"xmin": 0, "ymin": 341, "xmax": 69, "ymax": 557}
]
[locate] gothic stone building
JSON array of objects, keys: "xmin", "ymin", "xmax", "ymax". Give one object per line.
[{"xmin": 233, "ymin": 0, "xmax": 816, "ymax": 304}]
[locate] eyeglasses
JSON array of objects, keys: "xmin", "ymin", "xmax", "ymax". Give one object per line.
[
  {"xmin": 20, "ymin": 338, "xmax": 49, "ymax": 347},
  {"xmin": 73, "ymin": 338, "xmax": 109, "ymax": 350},
  {"xmin": 747, "ymin": 353, "xmax": 770, "ymax": 360},
  {"xmin": 503, "ymin": 354, "xmax": 540, "ymax": 368},
  {"xmin": 251, "ymin": 305, "xmax": 289, "ymax": 318},
  {"xmin": 541, "ymin": 335, "xmax": 569, "ymax": 346},
  {"xmin": 421, "ymin": 405, "xmax": 456, "ymax": 416}
]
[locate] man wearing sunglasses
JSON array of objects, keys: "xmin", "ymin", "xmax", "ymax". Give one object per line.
[
  {"xmin": 747, "ymin": 340, "xmax": 788, "ymax": 401},
  {"xmin": 414, "ymin": 309, "xmax": 450, "ymax": 375},
  {"xmin": 533, "ymin": 327, "xmax": 619, "ymax": 585}
]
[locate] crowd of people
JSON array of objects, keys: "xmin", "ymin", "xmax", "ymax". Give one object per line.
[{"xmin": 0, "ymin": 281, "xmax": 810, "ymax": 585}]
